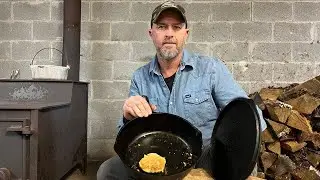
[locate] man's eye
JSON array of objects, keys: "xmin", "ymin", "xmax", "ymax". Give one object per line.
[
  {"xmin": 174, "ymin": 25, "xmax": 182, "ymax": 30},
  {"xmin": 157, "ymin": 25, "xmax": 165, "ymax": 29}
]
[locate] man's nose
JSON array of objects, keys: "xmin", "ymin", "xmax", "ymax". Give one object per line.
[{"xmin": 165, "ymin": 27, "xmax": 174, "ymax": 37}]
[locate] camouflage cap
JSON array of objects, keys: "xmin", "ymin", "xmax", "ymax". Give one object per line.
[{"xmin": 151, "ymin": 1, "xmax": 187, "ymax": 28}]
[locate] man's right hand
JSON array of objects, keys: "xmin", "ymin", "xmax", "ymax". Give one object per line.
[{"xmin": 123, "ymin": 95, "xmax": 157, "ymax": 121}]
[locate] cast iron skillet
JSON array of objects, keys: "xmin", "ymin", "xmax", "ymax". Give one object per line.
[{"xmin": 114, "ymin": 112, "xmax": 203, "ymax": 180}]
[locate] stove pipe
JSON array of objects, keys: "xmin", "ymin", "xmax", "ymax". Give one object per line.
[{"xmin": 62, "ymin": 0, "xmax": 81, "ymax": 81}]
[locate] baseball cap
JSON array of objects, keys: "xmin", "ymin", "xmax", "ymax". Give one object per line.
[{"xmin": 151, "ymin": 1, "xmax": 187, "ymax": 28}]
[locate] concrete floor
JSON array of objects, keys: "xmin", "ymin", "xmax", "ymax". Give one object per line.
[{"xmin": 65, "ymin": 161, "xmax": 103, "ymax": 180}]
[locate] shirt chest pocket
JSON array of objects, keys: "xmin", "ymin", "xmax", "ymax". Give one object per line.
[{"xmin": 183, "ymin": 90, "xmax": 216, "ymax": 126}]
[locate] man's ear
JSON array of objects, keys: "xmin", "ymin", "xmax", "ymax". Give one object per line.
[{"xmin": 148, "ymin": 29, "xmax": 152, "ymax": 37}]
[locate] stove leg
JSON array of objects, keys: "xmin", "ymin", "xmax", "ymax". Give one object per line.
[
  {"xmin": 0, "ymin": 168, "xmax": 11, "ymax": 180},
  {"xmin": 80, "ymin": 157, "xmax": 87, "ymax": 176}
]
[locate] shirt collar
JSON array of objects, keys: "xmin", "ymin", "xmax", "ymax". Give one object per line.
[{"xmin": 149, "ymin": 49, "xmax": 195, "ymax": 75}]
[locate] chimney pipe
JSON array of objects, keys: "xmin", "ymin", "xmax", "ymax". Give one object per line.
[{"xmin": 62, "ymin": 0, "xmax": 81, "ymax": 81}]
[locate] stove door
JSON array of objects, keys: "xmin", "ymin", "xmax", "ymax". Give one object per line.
[{"xmin": 0, "ymin": 111, "xmax": 31, "ymax": 180}]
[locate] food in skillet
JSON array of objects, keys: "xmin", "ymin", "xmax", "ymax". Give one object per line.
[{"xmin": 138, "ymin": 153, "xmax": 166, "ymax": 173}]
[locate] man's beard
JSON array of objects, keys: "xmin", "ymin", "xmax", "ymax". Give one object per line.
[{"xmin": 158, "ymin": 44, "xmax": 183, "ymax": 61}]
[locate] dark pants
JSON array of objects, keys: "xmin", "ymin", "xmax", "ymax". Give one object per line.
[
  {"xmin": 97, "ymin": 145, "xmax": 257, "ymax": 180},
  {"xmin": 97, "ymin": 145, "xmax": 213, "ymax": 180}
]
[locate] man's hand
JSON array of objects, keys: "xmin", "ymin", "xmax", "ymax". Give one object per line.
[{"xmin": 123, "ymin": 95, "xmax": 157, "ymax": 121}]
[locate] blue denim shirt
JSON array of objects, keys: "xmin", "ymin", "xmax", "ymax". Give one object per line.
[{"xmin": 118, "ymin": 49, "xmax": 267, "ymax": 146}]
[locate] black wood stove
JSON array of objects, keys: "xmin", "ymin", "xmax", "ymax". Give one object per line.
[{"xmin": 0, "ymin": 80, "xmax": 88, "ymax": 180}]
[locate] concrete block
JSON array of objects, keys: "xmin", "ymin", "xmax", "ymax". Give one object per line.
[
  {"xmin": 12, "ymin": 41, "xmax": 50, "ymax": 61},
  {"xmin": 88, "ymin": 100, "xmax": 124, "ymax": 123},
  {"xmin": 92, "ymin": 42, "xmax": 130, "ymax": 61},
  {"xmin": 51, "ymin": 2, "xmax": 62, "ymax": 21},
  {"xmin": 211, "ymin": 2, "xmax": 250, "ymax": 21},
  {"xmin": 92, "ymin": 2, "xmax": 130, "ymax": 21},
  {"xmin": 183, "ymin": 3, "xmax": 212, "ymax": 22},
  {"xmin": 33, "ymin": 22, "xmax": 63, "ymax": 40},
  {"xmin": 0, "ymin": 2, "xmax": 11, "ymax": 20},
  {"xmin": 92, "ymin": 81, "xmax": 129, "ymax": 100},
  {"xmin": 81, "ymin": 22, "xmax": 110, "ymax": 41},
  {"xmin": 89, "ymin": 120, "xmax": 118, "ymax": 139},
  {"xmin": 191, "ymin": 22, "xmax": 231, "ymax": 42},
  {"xmin": 185, "ymin": 43, "xmax": 211, "ymax": 57},
  {"xmin": 252, "ymin": 43, "xmax": 291, "ymax": 62},
  {"xmin": 250, "ymin": 82, "xmax": 275, "ymax": 94},
  {"xmin": 80, "ymin": 61, "xmax": 112, "ymax": 81},
  {"xmin": 131, "ymin": 42, "xmax": 156, "ymax": 61},
  {"xmin": 211, "ymin": 42, "xmax": 249, "ymax": 62},
  {"xmin": 0, "ymin": 42, "xmax": 11, "ymax": 59},
  {"xmin": 13, "ymin": 2, "xmax": 50, "ymax": 20},
  {"xmin": 232, "ymin": 23, "xmax": 272, "ymax": 41},
  {"xmin": 273, "ymin": 63, "xmax": 314, "ymax": 82},
  {"xmin": 253, "ymin": 2, "xmax": 292, "ymax": 22},
  {"xmin": 274, "ymin": 23, "xmax": 311, "ymax": 42},
  {"xmin": 292, "ymin": 43, "xmax": 320, "ymax": 62},
  {"xmin": 114, "ymin": 61, "xmax": 148, "ymax": 80},
  {"xmin": 50, "ymin": 41, "xmax": 64, "ymax": 64},
  {"xmin": 111, "ymin": 22, "xmax": 149, "ymax": 41},
  {"xmin": 294, "ymin": 2, "xmax": 320, "ymax": 21},
  {"xmin": 0, "ymin": 60, "xmax": 31, "ymax": 79},
  {"xmin": 87, "ymin": 138, "xmax": 116, "ymax": 160},
  {"xmin": 233, "ymin": 63, "xmax": 273, "ymax": 81},
  {"xmin": 131, "ymin": 2, "xmax": 158, "ymax": 21},
  {"xmin": 0, "ymin": 22, "xmax": 32, "ymax": 40}
]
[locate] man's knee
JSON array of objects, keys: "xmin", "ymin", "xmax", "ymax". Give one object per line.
[{"xmin": 97, "ymin": 156, "xmax": 127, "ymax": 180}]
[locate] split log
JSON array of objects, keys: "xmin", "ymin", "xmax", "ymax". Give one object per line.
[
  {"xmin": 287, "ymin": 110, "xmax": 313, "ymax": 133},
  {"xmin": 266, "ymin": 119, "xmax": 291, "ymax": 138},
  {"xmin": 261, "ymin": 129, "xmax": 276, "ymax": 143},
  {"xmin": 285, "ymin": 93, "xmax": 320, "ymax": 115},
  {"xmin": 268, "ymin": 155, "xmax": 296, "ymax": 176},
  {"xmin": 297, "ymin": 132, "xmax": 320, "ymax": 149},
  {"xmin": 183, "ymin": 168, "xmax": 212, "ymax": 180},
  {"xmin": 265, "ymin": 101, "xmax": 292, "ymax": 124},
  {"xmin": 274, "ymin": 173, "xmax": 291, "ymax": 180},
  {"xmin": 278, "ymin": 75, "xmax": 320, "ymax": 102},
  {"xmin": 281, "ymin": 141, "xmax": 307, "ymax": 153},
  {"xmin": 260, "ymin": 152, "xmax": 278, "ymax": 172},
  {"xmin": 267, "ymin": 141, "xmax": 281, "ymax": 155},
  {"xmin": 306, "ymin": 150, "xmax": 320, "ymax": 167},
  {"xmin": 259, "ymin": 88, "xmax": 284, "ymax": 101},
  {"xmin": 291, "ymin": 167, "xmax": 320, "ymax": 180}
]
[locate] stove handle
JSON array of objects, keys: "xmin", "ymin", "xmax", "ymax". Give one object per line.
[{"xmin": 6, "ymin": 125, "xmax": 33, "ymax": 135}]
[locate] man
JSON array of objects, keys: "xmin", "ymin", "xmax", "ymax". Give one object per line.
[{"xmin": 97, "ymin": 1, "xmax": 267, "ymax": 179}]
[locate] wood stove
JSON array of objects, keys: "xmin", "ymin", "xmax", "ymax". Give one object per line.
[{"xmin": 0, "ymin": 80, "xmax": 88, "ymax": 180}]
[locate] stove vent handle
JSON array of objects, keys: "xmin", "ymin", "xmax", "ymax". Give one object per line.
[{"xmin": 6, "ymin": 125, "xmax": 33, "ymax": 135}]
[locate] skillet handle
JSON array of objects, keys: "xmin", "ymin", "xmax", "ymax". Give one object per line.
[{"xmin": 141, "ymin": 95, "xmax": 155, "ymax": 113}]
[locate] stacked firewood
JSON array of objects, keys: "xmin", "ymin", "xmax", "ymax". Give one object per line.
[{"xmin": 250, "ymin": 76, "xmax": 320, "ymax": 180}]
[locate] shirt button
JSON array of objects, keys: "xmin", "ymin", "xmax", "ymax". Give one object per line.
[
  {"xmin": 169, "ymin": 102, "xmax": 173, "ymax": 105},
  {"xmin": 195, "ymin": 98, "xmax": 198, "ymax": 102}
]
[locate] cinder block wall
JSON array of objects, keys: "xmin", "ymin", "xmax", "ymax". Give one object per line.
[{"xmin": 0, "ymin": 0, "xmax": 319, "ymax": 161}]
